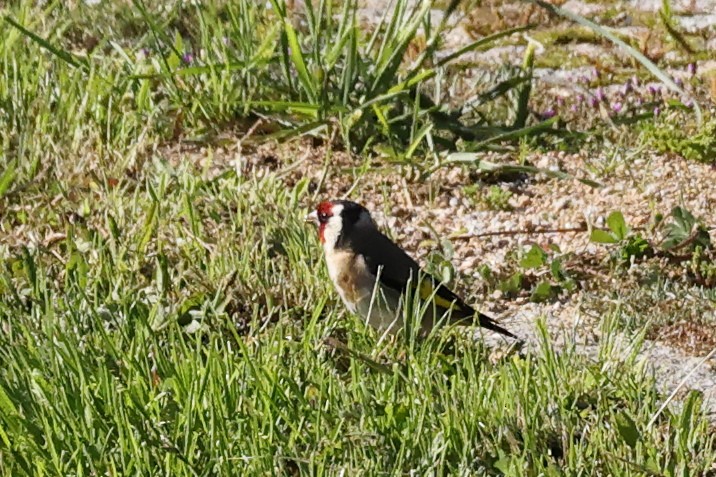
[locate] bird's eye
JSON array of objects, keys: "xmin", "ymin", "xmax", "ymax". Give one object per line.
[{"xmin": 317, "ymin": 211, "xmax": 329, "ymax": 222}]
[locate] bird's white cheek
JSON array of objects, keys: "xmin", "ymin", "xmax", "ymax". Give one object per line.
[{"xmin": 321, "ymin": 215, "xmax": 343, "ymax": 249}]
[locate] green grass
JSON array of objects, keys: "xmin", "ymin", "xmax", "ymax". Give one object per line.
[
  {"xmin": 1, "ymin": 162, "xmax": 715, "ymax": 474},
  {"xmin": 1, "ymin": 0, "xmax": 716, "ymax": 474},
  {"xmin": 1, "ymin": 168, "xmax": 714, "ymax": 475}
]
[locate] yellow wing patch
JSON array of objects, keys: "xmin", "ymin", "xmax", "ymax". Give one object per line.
[{"xmin": 417, "ymin": 278, "xmax": 462, "ymax": 311}]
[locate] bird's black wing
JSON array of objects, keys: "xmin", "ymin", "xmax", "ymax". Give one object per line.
[{"xmin": 348, "ymin": 227, "xmax": 515, "ymax": 338}]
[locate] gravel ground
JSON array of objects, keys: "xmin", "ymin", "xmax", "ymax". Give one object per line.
[{"xmin": 228, "ymin": 135, "xmax": 716, "ymax": 423}]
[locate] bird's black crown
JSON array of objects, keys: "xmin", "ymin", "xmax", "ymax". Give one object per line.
[{"xmin": 335, "ymin": 200, "xmax": 368, "ymax": 226}]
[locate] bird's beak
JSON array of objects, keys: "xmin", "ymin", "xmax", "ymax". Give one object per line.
[{"xmin": 305, "ymin": 210, "xmax": 319, "ymax": 226}]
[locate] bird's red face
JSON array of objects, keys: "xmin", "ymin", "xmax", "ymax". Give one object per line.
[
  {"xmin": 305, "ymin": 201, "xmax": 336, "ymax": 244},
  {"xmin": 306, "ymin": 200, "xmax": 371, "ymax": 249}
]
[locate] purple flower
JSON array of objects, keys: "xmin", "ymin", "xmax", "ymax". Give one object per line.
[
  {"xmin": 654, "ymin": 107, "xmax": 661, "ymax": 116},
  {"xmin": 631, "ymin": 75, "xmax": 639, "ymax": 86},
  {"xmin": 592, "ymin": 67, "xmax": 600, "ymax": 79},
  {"xmin": 576, "ymin": 94, "xmax": 585, "ymax": 104},
  {"xmin": 622, "ymin": 82, "xmax": 632, "ymax": 95},
  {"xmin": 571, "ymin": 104, "xmax": 579, "ymax": 112},
  {"xmin": 556, "ymin": 96, "xmax": 565, "ymax": 107},
  {"xmin": 589, "ymin": 97, "xmax": 600, "ymax": 109},
  {"xmin": 182, "ymin": 52, "xmax": 194, "ymax": 64},
  {"xmin": 687, "ymin": 63, "xmax": 697, "ymax": 76},
  {"xmin": 141, "ymin": 48, "xmax": 150, "ymax": 58},
  {"xmin": 648, "ymin": 85, "xmax": 660, "ymax": 97},
  {"xmin": 541, "ymin": 108, "xmax": 557, "ymax": 119},
  {"xmin": 684, "ymin": 100, "xmax": 694, "ymax": 108},
  {"xmin": 579, "ymin": 75, "xmax": 589, "ymax": 84},
  {"xmin": 596, "ymin": 87, "xmax": 606, "ymax": 102},
  {"xmin": 612, "ymin": 102, "xmax": 623, "ymax": 113},
  {"xmin": 674, "ymin": 77, "xmax": 684, "ymax": 88}
]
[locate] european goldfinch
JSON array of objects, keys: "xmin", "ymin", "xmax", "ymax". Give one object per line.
[{"xmin": 306, "ymin": 200, "xmax": 515, "ymax": 338}]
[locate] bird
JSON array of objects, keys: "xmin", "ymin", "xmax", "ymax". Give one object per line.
[{"xmin": 305, "ymin": 199, "xmax": 516, "ymax": 339}]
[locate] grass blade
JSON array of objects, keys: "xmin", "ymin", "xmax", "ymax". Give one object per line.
[
  {"xmin": 284, "ymin": 19, "xmax": 318, "ymax": 103},
  {"xmin": 435, "ymin": 25, "xmax": 534, "ymax": 68},
  {"xmin": 4, "ymin": 16, "xmax": 88, "ymax": 70},
  {"xmin": 0, "ymin": 159, "xmax": 17, "ymax": 198},
  {"xmin": 445, "ymin": 149, "xmax": 602, "ymax": 187}
]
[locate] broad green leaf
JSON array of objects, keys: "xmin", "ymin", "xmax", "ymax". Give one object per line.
[
  {"xmin": 530, "ymin": 281, "xmax": 555, "ymax": 302},
  {"xmin": 590, "ymin": 229, "xmax": 618, "ymax": 244},
  {"xmin": 661, "ymin": 206, "xmax": 710, "ymax": 250},
  {"xmin": 520, "ymin": 245, "xmax": 547, "ymax": 269},
  {"xmin": 615, "ymin": 411, "xmax": 640, "ymax": 448},
  {"xmin": 673, "ymin": 206, "xmax": 696, "ymax": 231},
  {"xmin": 493, "ymin": 456, "xmax": 512, "ymax": 474},
  {"xmin": 621, "ymin": 235, "xmax": 652, "ymax": 261},
  {"xmin": 499, "ymin": 272, "xmax": 523, "ymax": 295},
  {"xmin": 606, "ymin": 211, "xmax": 628, "ymax": 240},
  {"xmin": 550, "ymin": 257, "xmax": 565, "ymax": 281}
]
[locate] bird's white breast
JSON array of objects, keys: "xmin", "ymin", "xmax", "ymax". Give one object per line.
[{"xmin": 323, "ymin": 246, "xmax": 403, "ymax": 334}]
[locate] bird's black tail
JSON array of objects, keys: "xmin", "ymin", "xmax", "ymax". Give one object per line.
[{"xmin": 477, "ymin": 312, "xmax": 517, "ymax": 339}]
